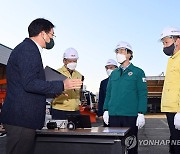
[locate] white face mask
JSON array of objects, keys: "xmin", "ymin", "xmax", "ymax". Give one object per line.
[
  {"xmin": 116, "ymin": 53, "xmax": 126, "ymax": 64},
  {"xmin": 106, "ymin": 69, "xmax": 113, "ymax": 76},
  {"xmin": 67, "ymin": 62, "xmax": 77, "ymax": 70}
]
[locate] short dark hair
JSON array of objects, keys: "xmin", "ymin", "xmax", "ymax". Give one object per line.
[
  {"xmin": 127, "ymin": 49, "xmax": 133, "ymax": 60},
  {"xmin": 28, "ymin": 18, "xmax": 55, "ymax": 37}
]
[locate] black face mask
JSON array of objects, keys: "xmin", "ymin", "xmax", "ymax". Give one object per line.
[
  {"xmin": 45, "ymin": 38, "xmax": 54, "ymax": 50},
  {"xmin": 163, "ymin": 43, "xmax": 175, "ymax": 56}
]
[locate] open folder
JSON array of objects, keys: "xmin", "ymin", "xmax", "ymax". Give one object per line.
[
  {"xmin": 44, "ymin": 66, "xmax": 67, "ymax": 102},
  {"xmin": 44, "ymin": 66, "xmax": 67, "ymax": 81}
]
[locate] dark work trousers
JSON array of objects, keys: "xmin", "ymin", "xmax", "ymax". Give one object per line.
[
  {"xmin": 103, "ymin": 121, "xmax": 109, "ymax": 127},
  {"xmin": 4, "ymin": 124, "xmax": 36, "ymax": 154},
  {"xmin": 166, "ymin": 113, "xmax": 180, "ymax": 154},
  {"xmin": 109, "ymin": 116, "xmax": 138, "ymax": 154},
  {"xmin": 51, "ymin": 108, "xmax": 80, "ymax": 120}
]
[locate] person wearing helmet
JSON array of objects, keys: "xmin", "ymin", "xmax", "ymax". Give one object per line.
[
  {"xmin": 51, "ymin": 48, "xmax": 83, "ymax": 120},
  {"xmin": 97, "ymin": 59, "xmax": 118, "ymax": 126},
  {"xmin": 160, "ymin": 27, "xmax": 180, "ymax": 154},
  {"xmin": 103, "ymin": 41, "xmax": 147, "ymax": 154}
]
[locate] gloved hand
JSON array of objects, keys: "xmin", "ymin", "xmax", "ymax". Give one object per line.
[
  {"xmin": 136, "ymin": 113, "xmax": 145, "ymax": 129},
  {"xmin": 103, "ymin": 111, "xmax": 109, "ymax": 125},
  {"xmin": 174, "ymin": 113, "xmax": 180, "ymax": 130}
]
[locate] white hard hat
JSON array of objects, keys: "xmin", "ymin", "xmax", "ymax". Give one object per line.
[
  {"xmin": 115, "ymin": 41, "xmax": 132, "ymax": 51},
  {"xmin": 105, "ymin": 59, "xmax": 118, "ymax": 67},
  {"xmin": 160, "ymin": 27, "xmax": 180, "ymax": 40},
  {"xmin": 63, "ymin": 48, "xmax": 79, "ymax": 59}
]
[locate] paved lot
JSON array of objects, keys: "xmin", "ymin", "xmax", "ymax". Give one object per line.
[
  {"xmin": 138, "ymin": 117, "xmax": 169, "ymax": 154},
  {"xmin": 0, "ymin": 114, "xmax": 170, "ymax": 154}
]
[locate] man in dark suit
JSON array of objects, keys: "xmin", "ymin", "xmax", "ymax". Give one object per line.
[
  {"xmin": 0, "ymin": 18, "xmax": 82, "ymax": 154},
  {"xmin": 97, "ymin": 59, "xmax": 118, "ymax": 126}
]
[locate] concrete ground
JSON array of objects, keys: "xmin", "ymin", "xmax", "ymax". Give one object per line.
[
  {"xmin": 0, "ymin": 114, "xmax": 170, "ymax": 154},
  {"xmin": 139, "ymin": 115, "xmax": 170, "ymax": 154}
]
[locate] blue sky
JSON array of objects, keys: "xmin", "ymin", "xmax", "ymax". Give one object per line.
[{"xmin": 0, "ymin": 0, "xmax": 180, "ymax": 93}]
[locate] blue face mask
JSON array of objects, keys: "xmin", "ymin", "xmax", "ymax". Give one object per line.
[{"xmin": 163, "ymin": 43, "xmax": 175, "ymax": 56}]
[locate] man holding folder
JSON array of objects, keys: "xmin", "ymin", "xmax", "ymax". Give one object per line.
[{"xmin": 0, "ymin": 18, "xmax": 82, "ymax": 154}]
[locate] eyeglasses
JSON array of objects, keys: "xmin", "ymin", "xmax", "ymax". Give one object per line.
[{"xmin": 46, "ymin": 32, "xmax": 56, "ymax": 39}]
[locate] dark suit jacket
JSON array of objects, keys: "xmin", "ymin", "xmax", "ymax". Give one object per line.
[
  {"xmin": 0, "ymin": 38, "xmax": 64, "ymax": 129},
  {"xmin": 97, "ymin": 77, "xmax": 109, "ymax": 116}
]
